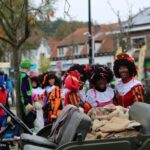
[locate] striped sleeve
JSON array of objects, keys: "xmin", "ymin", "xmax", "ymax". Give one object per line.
[
  {"xmin": 49, "ymin": 87, "xmax": 61, "ymax": 101},
  {"xmin": 132, "ymin": 85, "xmax": 144, "ymax": 102}
]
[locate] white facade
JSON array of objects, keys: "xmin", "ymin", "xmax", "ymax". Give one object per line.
[
  {"xmin": 51, "ymin": 55, "xmax": 114, "ymax": 71},
  {"xmin": 22, "ymin": 38, "xmax": 50, "ymax": 72}
]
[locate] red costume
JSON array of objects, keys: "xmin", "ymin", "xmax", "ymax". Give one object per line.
[
  {"xmin": 62, "ymin": 64, "xmax": 91, "ymax": 113},
  {"xmin": 63, "ymin": 70, "xmax": 81, "ymax": 106},
  {"xmin": 0, "ymin": 89, "xmax": 7, "ymax": 116},
  {"xmin": 114, "ymin": 53, "xmax": 144, "ymax": 108},
  {"xmin": 116, "ymin": 78, "xmax": 144, "ymax": 108}
]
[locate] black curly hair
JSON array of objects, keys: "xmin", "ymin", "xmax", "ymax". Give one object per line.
[
  {"xmin": 113, "ymin": 59, "xmax": 137, "ymax": 78},
  {"xmin": 65, "ymin": 64, "xmax": 89, "ymax": 82},
  {"xmin": 30, "ymin": 76, "xmax": 40, "ymax": 88},
  {"xmin": 90, "ymin": 64, "xmax": 113, "ymax": 86},
  {"xmin": 42, "ymin": 72, "xmax": 60, "ymax": 88}
]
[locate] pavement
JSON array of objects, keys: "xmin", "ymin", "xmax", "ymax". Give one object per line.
[{"xmin": 10, "ymin": 145, "xmax": 18, "ymax": 150}]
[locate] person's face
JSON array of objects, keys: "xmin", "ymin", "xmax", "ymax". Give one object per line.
[
  {"xmin": 95, "ymin": 79, "xmax": 107, "ymax": 91},
  {"xmin": 79, "ymin": 81, "xmax": 85, "ymax": 90},
  {"xmin": 32, "ymin": 81, "xmax": 37, "ymax": 88},
  {"xmin": 119, "ymin": 66, "xmax": 129, "ymax": 80},
  {"xmin": 49, "ymin": 78, "xmax": 55, "ymax": 86}
]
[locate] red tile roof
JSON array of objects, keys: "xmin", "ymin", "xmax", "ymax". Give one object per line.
[
  {"xmin": 99, "ymin": 36, "xmax": 114, "ymax": 53},
  {"xmin": 58, "ymin": 28, "xmax": 89, "ymax": 47},
  {"xmin": 50, "ymin": 23, "xmax": 119, "ymax": 58}
]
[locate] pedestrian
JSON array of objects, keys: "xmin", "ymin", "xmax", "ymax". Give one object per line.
[
  {"xmin": 0, "ymin": 71, "xmax": 7, "ymax": 129},
  {"xmin": 20, "ymin": 59, "xmax": 36, "ymax": 129},
  {"xmin": 31, "ymin": 74, "xmax": 45, "ymax": 132},
  {"xmin": 42, "ymin": 72, "xmax": 62, "ymax": 124},
  {"xmin": 62, "ymin": 64, "xmax": 91, "ymax": 113},
  {"xmin": 86, "ymin": 64, "xmax": 115, "ymax": 109},
  {"xmin": 113, "ymin": 53, "xmax": 144, "ymax": 108},
  {"xmin": 5, "ymin": 74, "xmax": 13, "ymax": 108}
]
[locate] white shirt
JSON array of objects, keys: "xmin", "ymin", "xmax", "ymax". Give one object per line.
[
  {"xmin": 116, "ymin": 78, "xmax": 142, "ymax": 96},
  {"xmin": 86, "ymin": 87, "xmax": 114, "ymax": 107}
]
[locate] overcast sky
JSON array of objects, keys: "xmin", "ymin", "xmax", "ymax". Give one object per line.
[{"xmin": 35, "ymin": 0, "xmax": 150, "ymax": 23}]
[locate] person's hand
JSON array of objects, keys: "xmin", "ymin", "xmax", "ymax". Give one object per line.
[
  {"xmin": 79, "ymin": 107, "xmax": 84, "ymax": 113},
  {"xmin": 7, "ymin": 116, "xmax": 11, "ymax": 123},
  {"xmin": 26, "ymin": 104, "xmax": 34, "ymax": 112}
]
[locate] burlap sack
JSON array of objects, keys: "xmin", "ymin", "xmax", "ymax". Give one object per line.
[
  {"xmin": 92, "ymin": 119, "xmax": 108, "ymax": 131},
  {"xmin": 100, "ymin": 117, "xmax": 131, "ymax": 132}
]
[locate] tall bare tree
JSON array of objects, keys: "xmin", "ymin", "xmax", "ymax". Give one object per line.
[
  {"xmin": 107, "ymin": 0, "xmax": 133, "ymax": 52},
  {"xmin": 0, "ymin": 0, "xmax": 56, "ymax": 117}
]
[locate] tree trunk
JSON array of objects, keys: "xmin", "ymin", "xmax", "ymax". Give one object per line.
[{"xmin": 13, "ymin": 46, "xmax": 22, "ymax": 118}]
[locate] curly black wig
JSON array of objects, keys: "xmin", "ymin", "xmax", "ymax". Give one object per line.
[
  {"xmin": 65, "ymin": 64, "xmax": 90, "ymax": 82},
  {"xmin": 113, "ymin": 59, "xmax": 137, "ymax": 78},
  {"xmin": 90, "ymin": 64, "xmax": 113, "ymax": 86},
  {"xmin": 30, "ymin": 76, "xmax": 40, "ymax": 88},
  {"xmin": 41, "ymin": 72, "xmax": 60, "ymax": 88}
]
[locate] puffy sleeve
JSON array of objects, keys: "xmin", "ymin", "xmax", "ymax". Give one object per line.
[
  {"xmin": 132, "ymin": 85, "xmax": 144, "ymax": 102},
  {"xmin": 49, "ymin": 87, "xmax": 61, "ymax": 100}
]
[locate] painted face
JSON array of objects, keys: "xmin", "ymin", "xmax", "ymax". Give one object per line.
[
  {"xmin": 79, "ymin": 81, "xmax": 85, "ymax": 90},
  {"xmin": 95, "ymin": 78, "xmax": 107, "ymax": 91},
  {"xmin": 48, "ymin": 78, "xmax": 55, "ymax": 86},
  {"xmin": 119, "ymin": 66, "xmax": 129, "ymax": 80},
  {"xmin": 32, "ymin": 81, "xmax": 37, "ymax": 88}
]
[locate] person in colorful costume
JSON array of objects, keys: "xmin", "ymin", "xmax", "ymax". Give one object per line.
[
  {"xmin": 62, "ymin": 64, "xmax": 91, "ymax": 112},
  {"xmin": 43, "ymin": 72, "xmax": 62, "ymax": 123},
  {"xmin": 20, "ymin": 60, "xmax": 36, "ymax": 129},
  {"xmin": 114, "ymin": 53, "xmax": 144, "ymax": 108},
  {"xmin": 86, "ymin": 64, "xmax": 115, "ymax": 108},
  {"xmin": 0, "ymin": 71, "xmax": 7, "ymax": 128},
  {"xmin": 31, "ymin": 75, "xmax": 45, "ymax": 132}
]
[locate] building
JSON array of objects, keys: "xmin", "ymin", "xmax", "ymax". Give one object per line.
[
  {"xmin": 22, "ymin": 38, "xmax": 51, "ymax": 72},
  {"xmin": 49, "ymin": 24, "xmax": 118, "ymax": 71},
  {"xmin": 114, "ymin": 7, "xmax": 150, "ymax": 84}
]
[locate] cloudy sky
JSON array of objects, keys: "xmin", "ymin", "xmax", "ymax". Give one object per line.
[{"xmin": 35, "ymin": 0, "xmax": 150, "ymax": 23}]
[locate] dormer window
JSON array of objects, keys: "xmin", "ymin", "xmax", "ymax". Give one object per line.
[
  {"xmin": 58, "ymin": 48, "xmax": 64, "ymax": 57},
  {"xmin": 73, "ymin": 45, "xmax": 79, "ymax": 55},
  {"xmin": 131, "ymin": 36, "xmax": 146, "ymax": 49}
]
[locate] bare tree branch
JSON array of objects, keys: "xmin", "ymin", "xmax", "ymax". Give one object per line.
[
  {"xmin": 28, "ymin": 6, "xmax": 42, "ymax": 14},
  {"xmin": 0, "ymin": 37, "xmax": 15, "ymax": 46},
  {"xmin": 0, "ymin": 18, "xmax": 15, "ymax": 42},
  {"xmin": 1, "ymin": 0, "xmax": 14, "ymax": 13},
  {"xmin": 15, "ymin": 1, "xmax": 25, "ymax": 30},
  {"xmin": 18, "ymin": 0, "xmax": 29, "ymax": 48},
  {"xmin": 107, "ymin": 0, "xmax": 118, "ymax": 16},
  {"xmin": 0, "ymin": 9, "xmax": 13, "ymax": 31}
]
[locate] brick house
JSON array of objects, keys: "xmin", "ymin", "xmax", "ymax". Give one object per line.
[{"xmin": 49, "ymin": 24, "xmax": 118, "ymax": 71}]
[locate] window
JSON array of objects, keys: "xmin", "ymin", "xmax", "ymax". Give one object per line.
[
  {"xmin": 95, "ymin": 42, "xmax": 101, "ymax": 53},
  {"xmin": 117, "ymin": 38, "xmax": 128, "ymax": 51},
  {"xmin": 58, "ymin": 48, "xmax": 64, "ymax": 57},
  {"xmin": 131, "ymin": 36, "xmax": 146, "ymax": 49},
  {"xmin": 73, "ymin": 45, "xmax": 79, "ymax": 55}
]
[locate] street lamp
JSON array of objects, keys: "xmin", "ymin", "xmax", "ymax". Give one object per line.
[
  {"xmin": 83, "ymin": 32, "xmax": 95, "ymax": 64},
  {"xmin": 88, "ymin": 0, "xmax": 94, "ymax": 65}
]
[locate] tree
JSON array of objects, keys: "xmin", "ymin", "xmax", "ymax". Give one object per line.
[
  {"xmin": 37, "ymin": 19, "xmax": 87, "ymax": 40},
  {"xmin": 39, "ymin": 54, "xmax": 51, "ymax": 73},
  {"xmin": 107, "ymin": 0, "xmax": 133, "ymax": 52},
  {"xmin": 0, "ymin": 0, "xmax": 56, "ymax": 118}
]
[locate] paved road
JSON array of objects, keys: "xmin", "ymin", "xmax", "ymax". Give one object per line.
[{"xmin": 10, "ymin": 145, "xmax": 18, "ymax": 150}]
